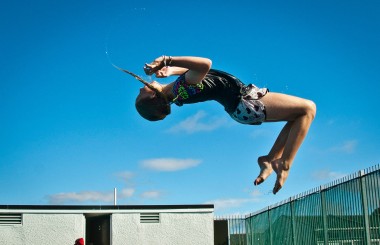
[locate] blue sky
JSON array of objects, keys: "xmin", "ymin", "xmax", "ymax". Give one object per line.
[{"xmin": 1, "ymin": 0, "xmax": 379, "ymax": 215}]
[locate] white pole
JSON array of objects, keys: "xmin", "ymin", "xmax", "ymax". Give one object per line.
[{"xmin": 114, "ymin": 188, "xmax": 117, "ymax": 206}]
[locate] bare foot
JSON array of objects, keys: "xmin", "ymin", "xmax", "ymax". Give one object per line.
[
  {"xmin": 271, "ymin": 159, "xmax": 290, "ymax": 194},
  {"xmin": 254, "ymin": 156, "xmax": 273, "ymax": 186}
]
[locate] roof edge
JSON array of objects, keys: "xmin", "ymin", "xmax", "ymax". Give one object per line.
[{"xmin": 0, "ymin": 204, "xmax": 214, "ymax": 211}]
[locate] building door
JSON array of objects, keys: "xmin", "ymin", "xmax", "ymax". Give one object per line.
[{"xmin": 86, "ymin": 215, "xmax": 110, "ymax": 245}]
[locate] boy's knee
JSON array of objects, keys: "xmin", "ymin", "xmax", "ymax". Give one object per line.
[{"xmin": 305, "ymin": 100, "xmax": 317, "ymax": 120}]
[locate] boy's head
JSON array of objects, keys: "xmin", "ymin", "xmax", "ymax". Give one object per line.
[{"xmin": 135, "ymin": 81, "xmax": 171, "ymax": 121}]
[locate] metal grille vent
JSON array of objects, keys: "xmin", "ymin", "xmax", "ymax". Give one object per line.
[
  {"xmin": 140, "ymin": 213, "xmax": 160, "ymax": 223},
  {"xmin": 0, "ymin": 213, "xmax": 22, "ymax": 225}
]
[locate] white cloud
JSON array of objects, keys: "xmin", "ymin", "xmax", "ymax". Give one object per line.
[
  {"xmin": 312, "ymin": 170, "xmax": 347, "ymax": 181},
  {"xmin": 140, "ymin": 191, "xmax": 162, "ymax": 199},
  {"xmin": 48, "ymin": 191, "xmax": 113, "ymax": 204},
  {"xmin": 141, "ymin": 158, "xmax": 201, "ymax": 171},
  {"xmin": 47, "ymin": 188, "xmax": 135, "ymax": 204},
  {"xmin": 166, "ymin": 110, "xmax": 227, "ymax": 134},
  {"xmin": 330, "ymin": 140, "xmax": 357, "ymax": 153},
  {"xmin": 115, "ymin": 171, "xmax": 134, "ymax": 182},
  {"xmin": 206, "ymin": 197, "xmax": 262, "ymax": 212},
  {"xmin": 118, "ymin": 188, "xmax": 135, "ymax": 199},
  {"xmin": 250, "ymin": 189, "xmax": 262, "ymax": 197}
]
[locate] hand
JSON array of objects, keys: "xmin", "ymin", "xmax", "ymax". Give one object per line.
[
  {"xmin": 155, "ymin": 66, "xmax": 172, "ymax": 78},
  {"xmin": 143, "ymin": 56, "xmax": 165, "ymax": 75}
]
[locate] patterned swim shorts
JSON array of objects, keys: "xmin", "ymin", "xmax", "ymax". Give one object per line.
[{"xmin": 230, "ymin": 84, "xmax": 268, "ymax": 125}]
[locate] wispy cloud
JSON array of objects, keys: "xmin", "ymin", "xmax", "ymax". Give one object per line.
[
  {"xmin": 329, "ymin": 140, "xmax": 358, "ymax": 153},
  {"xmin": 47, "ymin": 188, "xmax": 135, "ymax": 204},
  {"xmin": 141, "ymin": 158, "xmax": 201, "ymax": 171},
  {"xmin": 312, "ymin": 170, "xmax": 347, "ymax": 181},
  {"xmin": 206, "ymin": 195, "xmax": 263, "ymax": 212},
  {"xmin": 119, "ymin": 188, "xmax": 135, "ymax": 198},
  {"xmin": 250, "ymin": 189, "xmax": 262, "ymax": 197},
  {"xmin": 114, "ymin": 171, "xmax": 134, "ymax": 183},
  {"xmin": 166, "ymin": 110, "xmax": 227, "ymax": 134},
  {"xmin": 140, "ymin": 191, "xmax": 163, "ymax": 199},
  {"xmin": 206, "ymin": 198, "xmax": 257, "ymax": 211}
]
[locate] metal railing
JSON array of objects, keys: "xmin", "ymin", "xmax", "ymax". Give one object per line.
[
  {"xmin": 215, "ymin": 215, "xmax": 247, "ymax": 245},
  {"xmin": 245, "ymin": 164, "xmax": 380, "ymax": 245}
]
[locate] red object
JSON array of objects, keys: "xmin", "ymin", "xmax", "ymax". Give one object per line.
[{"xmin": 75, "ymin": 238, "xmax": 84, "ymax": 245}]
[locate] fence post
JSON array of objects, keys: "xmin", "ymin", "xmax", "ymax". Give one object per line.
[
  {"xmin": 320, "ymin": 185, "xmax": 328, "ymax": 245},
  {"xmin": 245, "ymin": 215, "xmax": 251, "ymax": 245},
  {"xmin": 359, "ymin": 170, "xmax": 371, "ymax": 245},
  {"xmin": 268, "ymin": 207, "xmax": 273, "ymax": 245},
  {"xmin": 290, "ymin": 197, "xmax": 297, "ymax": 245}
]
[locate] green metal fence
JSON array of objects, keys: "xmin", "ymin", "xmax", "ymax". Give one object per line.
[{"xmin": 246, "ymin": 164, "xmax": 380, "ymax": 245}]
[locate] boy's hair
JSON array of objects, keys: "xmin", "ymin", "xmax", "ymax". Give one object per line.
[
  {"xmin": 113, "ymin": 67, "xmax": 171, "ymax": 121},
  {"xmin": 135, "ymin": 91, "xmax": 171, "ymax": 121}
]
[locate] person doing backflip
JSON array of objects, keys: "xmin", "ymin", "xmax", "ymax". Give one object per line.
[{"xmin": 135, "ymin": 55, "xmax": 316, "ymax": 194}]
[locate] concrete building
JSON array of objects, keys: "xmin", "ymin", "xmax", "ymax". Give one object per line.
[{"xmin": 0, "ymin": 204, "xmax": 214, "ymax": 245}]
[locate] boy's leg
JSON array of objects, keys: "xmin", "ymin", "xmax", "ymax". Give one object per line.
[{"xmin": 259, "ymin": 92, "xmax": 316, "ymax": 194}]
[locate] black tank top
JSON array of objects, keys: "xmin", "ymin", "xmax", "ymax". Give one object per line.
[{"xmin": 172, "ymin": 69, "xmax": 245, "ymax": 113}]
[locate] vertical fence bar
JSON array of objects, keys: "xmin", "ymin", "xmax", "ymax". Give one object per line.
[
  {"xmin": 320, "ymin": 185, "xmax": 328, "ymax": 245},
  {"xmin": 246, "ymin": 216, "xmax": 251, "ymax": 245},
  {"xmin": 371, "ymin": 169, "xmax": 380, "ymax": 242},
  {"xmin": 229, "ymin": 216, "xmax": 232, "ymax": 245},
  {"xmin": 359, "ymin": 170, "xmax": 371, "ymax": 245},
  {"xmin": 290, "ymin": 197, "xmax": 296, "ymax": 245},
  {"xmin": 249, "ymin": 215, "xmax": 253, "ymax": 245},
  {"xmin": 370, "ymin": 169, "xmax": 380, "ymax": 242},
  {"xmin": 239, "ymin": 216, "xmax": 242, "ymax": 245},
  {"xmin": 268, "ymin": 208, "xmax": 273, "ymax": 245}
]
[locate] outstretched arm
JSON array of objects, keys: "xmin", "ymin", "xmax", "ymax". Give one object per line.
[
  {"xmin": 144, "ymin": 56, "xmax": 212, "ymax": 84},
  {"xmin": 155, "ymin": 66, "xmax": 189, "ymax": 78}
]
